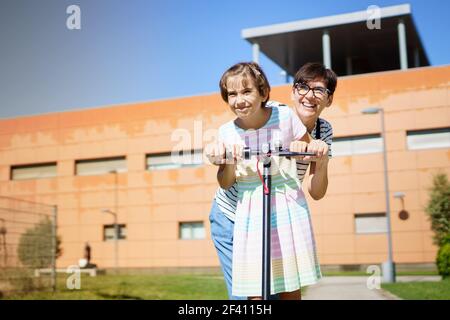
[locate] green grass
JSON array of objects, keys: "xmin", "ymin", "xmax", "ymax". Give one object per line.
[
  {"xmin": 3, "ymin": 271, "xmax": 444, "ymax": 300},
  {"xmin": 322, "ymin": 270, "xmax": 439, "ymax": 277},
  {"xmin": 382, "ymin": 278, "xmax": 450, "ymax": 300},
  {"xmin": 1, "ymin": 273, "xmax": 229, "ymax": 300},
  {"xmin": 322, "ymin": 271, "xmax": 370, "ymax": 276}
]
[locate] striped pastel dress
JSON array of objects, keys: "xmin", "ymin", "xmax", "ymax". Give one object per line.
[{"xmin": 218, "ymin": 105, "xmax": 322, "ymax": 297}]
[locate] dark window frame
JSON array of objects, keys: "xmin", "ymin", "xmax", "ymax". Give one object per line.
[
  {"xmin": 354, "ymin": 212, "xmax": 387, "ymax": 235},
  {"xmin": 75, "ymin": 156, "xmax": 127, "ymax": 176},
  {"xmin": 103, "ymin": 224, "xmax": 127, "ymax": 241},
  {"xmin": 146, "ymin": 149, "xmax": 203, "ymax": 171},
  {"xmin": 10, "ymin": 162, "xmax": 57, "ymax": 181}
]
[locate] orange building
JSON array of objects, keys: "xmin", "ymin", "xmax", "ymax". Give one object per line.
[{"xmin": 0, "ymin": 65, "xmax": 449, "ymax": 272}]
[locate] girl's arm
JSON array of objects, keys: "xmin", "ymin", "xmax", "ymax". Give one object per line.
[
  {"xmin": 217, "ymin": 163, "xmax": 237, "ymax": 190},
  {"xmin": 216, "ymin": 144, "xmax": 243, "ymax": 190},
  {"xmin": 205, "ymin": 138, "xmax": 238, "ymax": 189}
]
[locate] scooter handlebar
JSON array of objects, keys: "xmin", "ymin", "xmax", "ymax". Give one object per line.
[{"xmin": 243, "ymin": 146, "xmax": 315, "ymax": 160}]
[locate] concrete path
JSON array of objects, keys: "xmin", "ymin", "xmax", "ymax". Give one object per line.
[
  {"xmin": 396, "ymin": 275, "xmax": 441, "ymax": 283},
  {"xmin": 302, "ymin": 276, "xmax": 441, "ymax": 300}
]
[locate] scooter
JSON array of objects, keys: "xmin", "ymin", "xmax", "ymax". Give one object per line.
[{"xmin": 243, "ymin": 143, "xmax": 316, "ymax": 300}]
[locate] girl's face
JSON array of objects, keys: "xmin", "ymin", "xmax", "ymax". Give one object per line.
[{"xmin": 225, "ymin": 75, "xmax": 267, "ymax": 120}]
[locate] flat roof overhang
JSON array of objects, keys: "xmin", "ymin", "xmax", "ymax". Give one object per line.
[{"xmin": 242, "ymin": 4, "xmax": 430, "ymax": 76}]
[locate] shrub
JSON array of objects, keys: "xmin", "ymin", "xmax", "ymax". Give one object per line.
[{"xmin": 436, "ymin": 235, "xmax": 450, "ymax": 279}]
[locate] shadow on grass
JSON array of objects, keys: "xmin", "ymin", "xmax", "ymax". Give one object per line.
[
  {"xmin": 92, "ymin": 281, "xmax": 144, "ymax": 300},
  {"xmin": 94, "ymin": 291, "xmax": 143, "ymax": 300}
]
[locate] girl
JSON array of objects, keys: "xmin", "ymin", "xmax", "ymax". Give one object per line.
[{"xmin": 206, "ymin": 62, "xmax": 321, "ymax": 299}]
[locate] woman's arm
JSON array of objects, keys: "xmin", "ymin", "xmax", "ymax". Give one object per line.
[
  {"xmin": 307, "ymin": 156, "xmax": 329, "ymax": 200},
  {"xmin": 306, "ymin": 139, "xmax": 330, "ymax": 200}
]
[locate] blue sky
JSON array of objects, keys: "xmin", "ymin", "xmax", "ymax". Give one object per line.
[{"xmin": 0, "ymin": 0, "xmax": 449, "ymax": 118}]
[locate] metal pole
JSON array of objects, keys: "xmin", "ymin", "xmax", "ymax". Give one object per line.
[
  {"xmin": 113, "ymin": 171, "xmax": 119, "ymax": 272},
  {"xmin": 51, "ymin": 205, "xmax": 57, "ymax": 292},
  {"xmin": 262, "ymin": 159, "xmax": 271, "ymax": 300},
  {"xmin": 0, "ymin": 218, "xmax": 7, "ymax": 267},
  {"xmin": 114, "ymin": 214, "xmax": 118, "ymax": 273},
  {"xmin": 280, "ymin": 70, "xmax": 289, "ymax": 84},
  {"xmin": 346, "ymin": 56, "xmax": 353, "ymax": 75},
  {"xmin": 414, "ymin": 48, "xmax": 420, "ymax": 68},
  {"xmin": 380, "ymin": 110, "xmax": 395, "ymax": 283},
  {"xmin": 397, "ymin": 19, "xmax": 408, "ymax": 70},
  {"xmin": 252, "ymin": 43, "xmax": 260, "ymax": 64},
  {"xmin": 322, "ymin": 30, "xmax": 332, "ymax": 69}
]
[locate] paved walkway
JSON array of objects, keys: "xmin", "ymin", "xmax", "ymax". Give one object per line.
[{"xmin": 302, "ymin": 276, "xmax": 441, "ymax": 300}]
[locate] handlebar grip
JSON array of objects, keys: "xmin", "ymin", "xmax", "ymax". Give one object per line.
[
  {"xmin": 244, "ymin": 147, "xmax": 252, "ymax": 160},
  {"xmin": 278, "ymin": 151, "xmax": 316, "ymax": 157}
]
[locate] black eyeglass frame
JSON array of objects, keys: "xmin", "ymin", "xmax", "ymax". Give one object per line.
[{"xmin": 293, "ymin": 82, "xmax": 331, "ymax": 98}]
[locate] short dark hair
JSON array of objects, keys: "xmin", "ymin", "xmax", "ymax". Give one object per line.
[
  {"xmin": 293, "ymin": 62, "xmax": 337, "ymax": 95},
  {"xmin": 219, "ymin": 62, "xmax": 270, "ymax": 106}
]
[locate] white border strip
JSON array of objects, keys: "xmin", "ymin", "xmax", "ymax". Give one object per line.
[{"xmin": 241, "ymin": 4, "xmax": 411, "ymax": 39}]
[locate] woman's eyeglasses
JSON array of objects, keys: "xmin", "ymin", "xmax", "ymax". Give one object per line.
[{"xmin": 294, "ymin": 82, "xmax": 330, "ymax": 99}]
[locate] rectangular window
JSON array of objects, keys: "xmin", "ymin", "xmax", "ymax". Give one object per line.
[
  {"xmin": 354, "ymin": 213, "xmax": 387, "ymax": 234},
  {"xmin": 179, "ymin": 222, "xmax": 205, "ymax": 240},
  {"xmin": 75, "ymin": 156, "xmax": 126, "ymax": 176},
  {"xmin": 406, "ymin": 127, "xmax": 450, "ymax": 151},
  {"xmin": 10, "ymin": 162, "xmax": 57, "ymax": 180},
  {"xmin": 332, "ymin": 134, "xmax": 382, "ymax": 157},
  {"xmin": 147, "ymin": 149, "xmax": 203, "ymax": 171},
  {"xmin": 103, "ymin": 224, "xmax": 127, "ymax": 241}
]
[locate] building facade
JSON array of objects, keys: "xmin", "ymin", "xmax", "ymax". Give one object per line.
[{"xmin": 0, "ymin": 65, "xmax": 449, "ymax": 270}]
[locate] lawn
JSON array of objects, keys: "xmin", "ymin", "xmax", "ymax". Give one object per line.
[
  {"xmin": 4, "ymin": 271, "xmax": 448, "ymax": 300},
  {"xmin": 382, "ymin": 278, "xmax": 450, "ymax": 300},
  {"xmin": 1, "ymin": 273, "xmax": 229, "ymax": 300},
  {"xmin": 322, "ymin": 270, "xmax": 439, "ymax": 277}
]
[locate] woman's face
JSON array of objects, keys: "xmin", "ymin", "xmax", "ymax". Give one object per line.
[
  {"xmin": 225, "ymin": 75, "xmax": 267, "ymax": 120},
  {"xmin": 291, "ymin": 79, "xmax": 332, "ymax": 122}
]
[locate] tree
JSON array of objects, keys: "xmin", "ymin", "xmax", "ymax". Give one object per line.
[
  {"xmin": 425, "ymin": 172, "xmax": 450, "ymax": 278},
  {"xmin": 425, "ymin": 173, "xmax": 450, "ymax": 246},
  {"xmin": 17, "ymin": 217, "xmax": 62, "ymax": 269}
]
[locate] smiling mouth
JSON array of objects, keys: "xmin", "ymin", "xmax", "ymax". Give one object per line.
[{"xmin": 302, "ymin": 102, "xmax": 317, "ymax": 109}]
